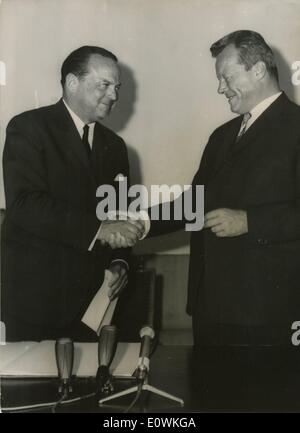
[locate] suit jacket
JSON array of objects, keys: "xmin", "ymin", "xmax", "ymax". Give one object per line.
[
  {"xmin": 1, "ymin": 99, "xmax": 130, "ymax": 328},
  {"xmin": 150, "ymin": 93, "xmax": 300, "ymax": 339}
]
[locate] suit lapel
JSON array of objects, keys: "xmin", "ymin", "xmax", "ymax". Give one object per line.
[
  {"xmin": 51, "ymin": 100, "xmax": 96, "ymax": 186},
  {"xmin": 223, "ymin": 115, "xmax": 243, "ymax": 155},
  {"xmin": 91, "ymin": 122, "xmax": 110, "ymax": 185},
  {"xmin": 91, "ymin": 122, "xmax": 111, "ymax": 185},
  {"xmin": 229, "ymin": 93, "xmax": 288, "ymax": 157},
  {"xmin": 206, "ymin": 116, "xmax": 242, "ymax": 182}
]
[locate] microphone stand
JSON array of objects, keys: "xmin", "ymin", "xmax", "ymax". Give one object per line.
[
  {"xmin": 98, "ymin": 365, "xmax": 184, "ymax": 406},
  {"xmin": 99, "ymin": 268, "xmax": 184, "ymax": 407}
]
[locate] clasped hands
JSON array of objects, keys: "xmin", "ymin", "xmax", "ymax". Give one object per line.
[{"xmin": 98, "ymin": 214, "xmax": 145, "ymax": 249}]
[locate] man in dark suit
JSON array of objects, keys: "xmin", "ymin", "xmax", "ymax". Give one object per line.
[
  {"xmin": 1, "ymin": 46, "xmax": 143, "ymax": 342},
  {"xmin": 143, "ymin": 30, "xmax": 300, "ymax": 348}
]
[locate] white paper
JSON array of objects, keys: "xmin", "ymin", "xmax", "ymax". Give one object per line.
[
  {"xmin": 0, "ymin": 341, "xmax": 36, "ymax": 371},
  {"xmin": 81, "ymin": 269, "xmax": 118, "ymax": 334},
  {"xmin": 0, "ymin": 341, "xmax": 141, "ymax": 378}
]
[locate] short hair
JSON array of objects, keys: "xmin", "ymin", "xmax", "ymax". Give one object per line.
[
  {"xmin": 210, "ymin": 30, "xmax": 278, "ymax": 81},
  {"xmin": 61, "ymin": 45, "xmax": 118, "ymax": 87}
]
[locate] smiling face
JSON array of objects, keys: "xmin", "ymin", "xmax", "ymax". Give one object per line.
[
  {"xmin": 215, "ymin": 44, "xmax": 259, "ymax": 114},
  {"xmin": 66, "ymin": 54, "xmax": 121, "ymax": 123}
]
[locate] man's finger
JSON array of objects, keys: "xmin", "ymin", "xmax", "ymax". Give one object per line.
[
  {"xmin": 204, "ymin": 208, "xmax": 228, "ymax": 222},
  {"xmin": 119, "ymin": 235, "xmax": 129, "ymax": 248},
  {"xmin": 204, "ymin": 216, "xmax": 223, "ymax": 228},
  {"xmin": 117, "ymin": 234, "xmax": 137, "ymax": 247},
  {"xmin": 110, "ymin": 273, "xmax": 127, "ymax": 292},
  {"xmin": 109, "ymin": 275, "xmax": 128, "ymax": 299},
  {"xmin": 128, "ymin": 219, "xmax": 145, "ymax": 233},
  {"xmin": 109, "ymin": 271, "xmax": 120, "ymax": 287},
  {"xmin": 204, "ymin": 209, "xmax": 223, "ymax": 220},
  {"xmin": 211, "ymin": 223, "xmax": 224, "ymax": 233},
  {"xmin": 114, "ymin": 232, "xmax": 129, "ymax": 248},
  {"xmin": 215, "ymin": 230, "xmax": 228, "ymax": 237},
  {"xmin": 117, "ymin": 223, "xmax": 143, "ymax": 238},
  {"xmin": 115, "ymin": 230, "xmax": 138, "ymax": 244}
]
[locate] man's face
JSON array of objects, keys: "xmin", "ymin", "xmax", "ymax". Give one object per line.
[
  {"xmin": 72, "ymin": 54, "xmax": 121, "ymax": 123},
  {"xmin": 215, "ymin": 44, "xmax": 258, "ymax": 114}
]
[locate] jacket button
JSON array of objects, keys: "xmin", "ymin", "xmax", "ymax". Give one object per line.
[{"xmin": 258, "ymin": 238, "xmax": 268, "ymax": 245}]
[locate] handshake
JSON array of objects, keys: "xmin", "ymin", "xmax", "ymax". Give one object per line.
[{"xmin": 97, "ymin": 211, "xmax": 148, "ymax": 249}]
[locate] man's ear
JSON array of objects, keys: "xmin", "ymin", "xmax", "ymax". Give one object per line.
[
  {"xmin": 252, "ymin": 61, "xmax": 267, "ymax": 80},
  {"xmin": 65, "ymin": 73, "xmax": 79, "ymax": 93}
]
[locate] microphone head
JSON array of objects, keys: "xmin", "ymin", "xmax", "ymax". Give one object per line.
[
  {"xmin": 55, "ymin": 338, "xmax": 74, "ymax": 381},
  {"xmin": 139, "ymin": 325, "xmax": 155, "ymax": 340},
  {"xmin": 98, "ymin": 325, "xmax": 118, "ymax": 368}
]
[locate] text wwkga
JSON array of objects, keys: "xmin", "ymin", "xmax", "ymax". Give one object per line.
[{"xmin": 96, "ymin": 178, "xmax": 204, "ymax": 231}]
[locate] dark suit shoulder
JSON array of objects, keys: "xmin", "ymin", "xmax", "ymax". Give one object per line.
[
  {"xmin": 280, "ymin": 96, "xmax": 300, "ymax": 122},
  {"xmin": 7, "ymin": 103, "xmax": 57, "ymax": 134},
  {"xmin": 202, "ymin": 116, "xmax": 240, "ymax": 158},
  {"xmin": 9, "ymin": 103, "xmax": 56, "ymax": 122},
  {"xmin": 280, "ymin": 93, "xmax": 300, "ymax": 111},
  {"xmin": 211, "ymin": 115, "xmax": 241, "ymax": 137}
]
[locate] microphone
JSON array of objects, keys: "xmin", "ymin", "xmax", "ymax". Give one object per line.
[
  {"xmin": 55, "ymin": 338, "xmax": 74, "ymax": 395},
  {"xmin": 136, "ymin": 325, "xmax": 155, "ymax": 380},
  {"xmin": 96, "ymin": 325, "xmax": 118, "ymax": 395}
]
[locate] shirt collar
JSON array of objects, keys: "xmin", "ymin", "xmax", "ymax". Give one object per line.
[{"xmin": 62, "ymin": 99, "xmax": 95, "ymax": 137}]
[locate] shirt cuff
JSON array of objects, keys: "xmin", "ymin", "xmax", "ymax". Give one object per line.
[
  {"xmin": 88, "ymin": 223, "xmax": 102, "ymax": 251},
  {"xmin": 110, "ymin": 259, "xmax": 129, "ymax": 271},
  {"xmin": 138, "ymin": 210, "xmax": 150, "ymax": 239}
]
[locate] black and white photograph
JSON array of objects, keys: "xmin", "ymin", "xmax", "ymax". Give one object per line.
[{"xmin": 1, "ymin": 0, "xmax": 300, "ymax": 416}]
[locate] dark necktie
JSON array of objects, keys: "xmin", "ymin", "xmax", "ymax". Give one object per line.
[
  {"xmin": 82, "ymin": 124, "xmax": 91, "ymax": 158},
  {"xmin": 235, "ymin": 112, "xmax": 251, "ymax": 143}
]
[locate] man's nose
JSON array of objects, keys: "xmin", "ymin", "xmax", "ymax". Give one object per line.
[
  {"xmin": 217, "ymin": 78, "xmax": 227, "ymax": 94},
  {"xmin": 107, "ymin": 86, "xmax": 118, "ymax": 102}
]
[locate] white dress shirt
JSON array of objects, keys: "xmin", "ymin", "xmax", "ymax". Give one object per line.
[{"xmin": 63, "ymin": 99, "xmax": 95, "ymax": 147}]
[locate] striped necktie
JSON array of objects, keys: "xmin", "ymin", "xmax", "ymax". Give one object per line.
[{"xmin": 236, "ymin": 112, "xmax": 251, "ymax": 142}]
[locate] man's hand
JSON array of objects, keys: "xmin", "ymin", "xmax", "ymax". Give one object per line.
[
  {"xmin": 204, "ymin": 208, "xmax": 248, "ymax": 237},
  {"xmin": 98, "ymin": 219, "xmax": 145, "ymax": 249},
  {"xmin": 108, "ymin": 262, "xmax": 128, "ymax": 300}
]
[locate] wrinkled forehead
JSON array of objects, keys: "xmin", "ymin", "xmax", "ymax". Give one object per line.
[
  {"xmin": 86, "ymin": 54, "xmax": 121, "ymax": 82},
  {"xmin": 215, "ymin": 44, "xmax": 242, "ymax": 76}
]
